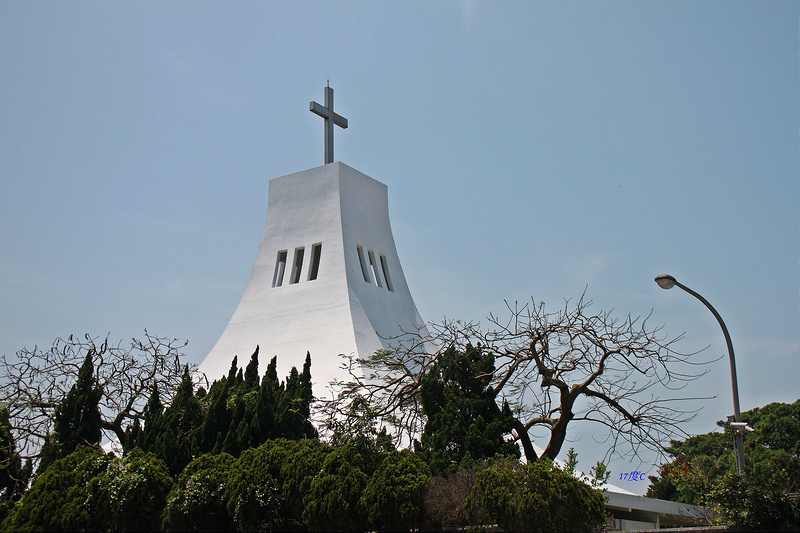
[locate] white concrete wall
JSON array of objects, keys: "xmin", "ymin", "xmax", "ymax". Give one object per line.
[{"xmin": 199, "ymin": 162, "xmax": 427, "ymax": 398}]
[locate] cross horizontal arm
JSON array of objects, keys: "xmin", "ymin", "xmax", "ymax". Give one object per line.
[
  {"xmin": 309, "ymin": 101, "xmax": 327, "ymax": 117},
  {"xmin": 309, "ymin": 102, "xmax": 348, "ymax": 128},
  {"xmin": 332, "ymin": 112, "xmax": 348, "ymax": 129}
]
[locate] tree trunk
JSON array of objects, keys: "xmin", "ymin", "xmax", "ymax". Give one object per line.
[
  {"xmin": 100, "ymin": 419, "xmax": 125, "ymax": 447},
  {"xmin": 541, "ymin": 390, "xmax": 576, "ymax": 460},
  {"xmin": 513, "ymin": 418, "xmax": 538, "ymax": 462}
]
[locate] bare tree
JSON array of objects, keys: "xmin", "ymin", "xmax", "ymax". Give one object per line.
[
  {"xmin": 330, "ymin": 293, "xmax": 716, "ymax": 463},
  {"xmin": 0, "ymin": 331, "xmax": 189, "ymax": 462}
]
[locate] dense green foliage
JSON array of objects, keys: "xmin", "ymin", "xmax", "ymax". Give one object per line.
[
  {"xmin": 2, "ymin": 344, "xmax": 617, "ymax": 531},
  {"xmin": 303, "ymin": 444, "xmax": 370, "ymax": 532},
  {"xmin": 130, "ymin": 349, "xmax": 316, "ymax": 477},
  {"xmin": 53, "ymin": 353, "xmax": 102, "ymax": 458},
  {"xmin": 279, "ymin": 438, "xmax": 332, "ymax": 521},
  {"xmin": 7, "ymin": 354, "xmax": 106, "ymax": 528},
  {"xmin": 224, "ymin": 439, "xmax": 292, "ymax": 531},
  {"xmin": 87, "ymin": 448, "xmax": 175, "ymax": 532},
  {"xmin": 162, "ymin": 452, "xmax": 236, "ymax": 532},
  {"xmin": 326, "ymin": 393, "xmax": 394, "ymax": 456},
  {"xmin": 464, "ymin": 457, "xmax": 607, "ymax": 533},
  {"xmin": 137, "ymin": 367, "xmax": 203, "ymax": 476},
  {"xmin": 162, "ymin": 440, "xmax": 335, "ymax": 532},
  {"xmin": 3, "ymin": 446, "xmax": 173, "ymax": 533},
  {"xmin": 416, "ymin": 345, "xmax": 519, "ymax": 475},
  {"xmin": 2, "ymin": 445, "xmax": 109, "ymax": 532},
  {"xmin": 0, "ymin": 408, "xmax": 29, "ymax": 506},
  {"xmin": 704, "ymin": 468, "xmax": 799, "ymax": 532},
  {"xmin": 362, "ymin": 449, "xmax": 431, "ymax": 531},
  {"xmin": 647, "ymin": 399, "xmax": 799, "ymax": 530}
]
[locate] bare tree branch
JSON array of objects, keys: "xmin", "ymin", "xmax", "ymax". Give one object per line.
[{"xmin": 321, "ymin": 292, "xmax": 718, "ymax": 464}]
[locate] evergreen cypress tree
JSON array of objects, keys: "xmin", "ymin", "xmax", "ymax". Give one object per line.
[
  {"xmin": 139, "ymin": 384, "xmax": 164, "ymax": 453},
  {"xmin": 253, "ymin": 371, "xmax": 278, "ymax": 443},
  {"xmin": 222, "ymin": 397, "xmax": 248, "ymax": 455},
  {"xmin": 299, "ymin": 352, "xmax": 315, "ymax": 438},
  {"xmin": 54, "ymin": 352, "xmax": 102, "ymax": 457},
  {"xmin": 131, "ymin": 352, "xmax": 319, "ymax": 474},
  {"xmin": 171, "ymin": 367, "xmax": 202, "ymax": 433},
  {"xmin": 122, "ymin": 415, "xmax": 142, "ymax": 451},
  {"xmin": 282, "ymin": 367, "xmax": 302, "ymax": 438},
  {"xmin": 226, "ymin": 356, "xmax": 238, "ymax": 382},
  {"xmin": 156, "ymin": 367, "xmax": 202, "ymax": 476},
  {"xmin": 265, "ymin": 355, "xmax": 279, "ymax": 384},
  {"xmin": 300, "ymin": 352, "xmax": 313, "ymax": 412},
  {"xmin": 0, "ymin": 408, "xmax": 30, "ymax": 501},
  {"xmin": 197, "ymin": 377, "xmax": 230, "ymax": 454},
  {"xmin": 35, "ymin": 433, "xmax": 60, "ymax": 476},
  {"xmin": 416, "ymin": 345, "xmax": 519, "ymax": 475},
  {"xmin": 282, "ymin": 354, "xmax": 317, "ymax": 439},
  {"xmin": 253, "ymin": 356, "xmax": 282, "ymax": 441},
  {"xmin": 244, "ymin": 347, "xmax": 260, "ymax": 390}
]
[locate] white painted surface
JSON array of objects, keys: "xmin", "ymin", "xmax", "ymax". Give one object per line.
[
  {"xmin": 604, "ymin": 490, "xmax": 712, "ymax": 528},
  {"xmin": 199, "ymin": 162, "xmax": 427, "ymax": 397}
]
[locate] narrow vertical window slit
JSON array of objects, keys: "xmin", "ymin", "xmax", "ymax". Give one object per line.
[
  {"xmin": 368, "ymin": 250, "xmax": 383, "ymax": 288},
  {"xmin": 308, "ymin": 243, "xmax": 322, "ymax": 281},
  {"xmin": 290, "ymin": 247, "xmax": 305, "ymax": 284},
  {"xmin": 357, "ymin": 245, "xmax": 371, "ymax": 283},
  {"xmin": 380, "ymin": 254, "xmax": 394, "ymax": 292},
  {"xmin": 272, "ymin": 250, "xmax": 287, "ymax": 287}
]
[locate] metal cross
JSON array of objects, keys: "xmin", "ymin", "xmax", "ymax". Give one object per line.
[{"xmin": 310, "ymin": 84, "xmax": 348, "ymax": 164}]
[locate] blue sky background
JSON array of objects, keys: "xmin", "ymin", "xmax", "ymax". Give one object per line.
[{"xmin": 2, "ymin": 2, "xmax": 797, "ymax": 493}]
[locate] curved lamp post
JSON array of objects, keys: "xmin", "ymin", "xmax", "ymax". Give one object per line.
[{"xmin": 654, "ymin": 274, "xmax": 749, "ymax": 476}]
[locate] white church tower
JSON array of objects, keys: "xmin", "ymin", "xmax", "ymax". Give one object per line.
[{"xmin": 199, "ymin": 86, "xmax": 427, "ymax": 394}]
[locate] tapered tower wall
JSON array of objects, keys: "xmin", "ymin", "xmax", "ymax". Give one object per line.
[{"xmin": 199, "ymin": 162, "xmax": 426, "ymax": 396}]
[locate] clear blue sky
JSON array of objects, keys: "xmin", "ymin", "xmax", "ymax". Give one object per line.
[{"xmin": 2, "ymin": 1, "xmax": 797, "ymax": 493}]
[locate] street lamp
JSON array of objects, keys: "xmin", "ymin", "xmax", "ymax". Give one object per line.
[{"xmin": 654, "ymin": 274, "xmax": 751, "ymax": 476}]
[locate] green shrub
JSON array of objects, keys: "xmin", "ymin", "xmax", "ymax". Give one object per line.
[
  {"xmin": 2, "ymin": 445, "xmax": 109, "ymax": 532},
  {"xmin": 88, "ymin": 448, "xmax": 174, "ymax": 532},
  {"xmin": 465, "ymin": 457, "xmax": 607, "ymax": 533},
  {"xmin": 703, "ymin": 466, "xmax": 800, "ymax": 532},
  {"xmin": 279, "ymin": 439, "xmax": 332, "ymax": 520},
  {"xmin": 303, "ymin": 444, "xmax": 369, "ymax": 532},
  {"xmin": 162, "ymin": 452, "xmax": 236, "ymax": 532},
  {"xmin": 362, "ymin": 449, "xmax": 430, "ymax": 531},
  {"xmin": 225, "ymin": 442, "xmax": 287, "ymax": 532}
]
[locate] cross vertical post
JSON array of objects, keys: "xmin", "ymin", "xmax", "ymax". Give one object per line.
[{"xmin": 310, "ymin": 84, "xmax": 348, "ymax": 164}]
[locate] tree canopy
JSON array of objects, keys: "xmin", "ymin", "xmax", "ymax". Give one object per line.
[
  {"xmin": 647, "ymin": 399, "xmax": 799, "ymax": 531},
  {"xmin": 128, "ymin": 348, "xmax": 316, "ymax": 477},
  {"xmin": 362, "ymin": 449, "xmax": 430, "ymax": 531},
  {"xmin": 416, "ymin": 344, "xmax": 519, "ymax": 475},
  {"xmin": 0, "ymin": 408, "xmax": 29, "ymax": 506},
  {"xmin": 1, "ymin": 330, "xmax": 619, "ymax": 532},
  {"xmin": 53, "ymin": 353, "xmax": 102, "ymax": 458},
  {"xmin": 2, "ymin": 445, "xmax": 110, "ymax": 532},
  {"xmin": 0, "ymin": 332, "xmax": 188, "ymax": 464},
  {"xmin": 464, "ymin": 457, "xmax": 607, "ymax": 533},
  {"xmin": 332, "ymin": 294, "xmax": 712, "ymax": 464},
  {"xmin": 302, "ymin": 443, "xmax": 371, "ymax": 532},
  {"xmin": 161, "ymin": 452, "xmax": 236, "ymax": 532}
]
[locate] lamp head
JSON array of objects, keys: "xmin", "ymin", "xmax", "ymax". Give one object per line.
[
  {"xmin": 729, "ymin": 421, "xmax": 755, "ymax": 433},
  {"xmin": 655, "ymin": 274, "xmax": 677, "ymax": 290}
]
